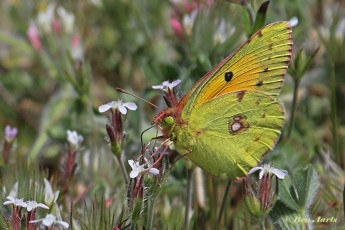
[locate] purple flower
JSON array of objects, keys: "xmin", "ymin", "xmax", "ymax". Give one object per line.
[{"xmin": 5, "ymin": 125, "xmax": 18, "ymax": 142}]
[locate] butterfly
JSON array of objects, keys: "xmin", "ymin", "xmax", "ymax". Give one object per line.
[{"xmin": 154, "ymin": 21, "xmax": 293, "ymax": 179}]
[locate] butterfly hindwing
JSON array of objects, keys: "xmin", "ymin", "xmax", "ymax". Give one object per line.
[{"xmin": 174, "ymin": 91, "xmax": 284, "ymax": 179}]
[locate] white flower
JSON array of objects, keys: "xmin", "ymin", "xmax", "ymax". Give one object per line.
[
  {"xmin": 213, "ymin": 19, "xmax": 235, "ymax": 45},
  {"xmin": 67, "ymin": 130, "xmax": 84, "ymax": 149},
  {"xmin": 3, "ymin": 196, "xmax": 27, "ymax": 208},
  {"xmin": 152, "ymin": 79, "xmax": 181, "ymax": 92},
  {"xmin": 128, "ymin": 160, "xmax": 145, "ymax": 178},
  {"xmin": 30, "ymin": 214, "xmax": 69, "ymax": 229},
  {"xmin": 57, "ymin": 7, "xmax": 75, "ymax": 34},
  {"xmin": 183, "ymin": 10, "xmax": 198, "ymax": 37},
  {"xmin": 8, "ymin": 182, "xmax": 18, "ymax": 198},
  {"xmin": 44, "ymin": 178, "xmax": 60, "ymax": 206},
  {"xmin": 249, "ymin": 164, "xmax": 288, "ymax": 179},
  {"xmin": 26, "ymin": 200, "xmax": 49, "ymax": 211},
  {"xmin": 36, "ymin": 3, "xmax": 55, "ymax": 33},
  {"xmin": 98, "ymin": 100, "xmax": 137, "ymax": 114},
  {"xmin": 288, "ymin": 16, "xmax": 299, "ymax": 27},
  {"xmin": 128, "ymin": 160, "xmax": 159, "ymax": 178},
  {"xmin": 148, "ymin": 168, "xmax": 160, "ymax": 176}
]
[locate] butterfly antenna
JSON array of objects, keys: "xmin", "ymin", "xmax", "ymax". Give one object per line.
[
  {"xmin": 140, "ymin": 125, "xmax": 156, "ymax": 148},
  {"xmin": 116, "ymin": 87, "xmax": 159, "ymax": 109}
]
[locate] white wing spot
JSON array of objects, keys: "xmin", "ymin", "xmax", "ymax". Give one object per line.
[{"xmin": 231, "ymin": 122, "xmax": 242, "ymax": 132}]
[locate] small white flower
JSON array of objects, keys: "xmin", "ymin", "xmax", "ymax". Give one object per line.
[
  {"xmin": 36, "ymin": 3, "xmax": 55, "ymax": 33},
  {"xmin": 128, "ymin": 160, "xmax": 145, "ymax": 178},
  {"xmin": 30, "ymin": 214, "xmax": 69, "ymax": 229},
  {"xmin": 44, "ymin": 178, "xmax": 60, "ymax": 206},
  {"xmin": 8, "ymin": 182, "xmax": 18, "ymax": 198},
  {"xmin": 67, "ymin": 130, "xmax": 84, "ymax": 149},
  {"xmin": 248, "ymin": 164, "xmax": 288, "ymax": 179},
  {"xmin": 3, "ymin": 196, "xmax": 27, "ymax": 208},
  {"xmin": 213, "ymin": 19, "xmax": 235, "ymax": 45},
  {"xmin": 26, "ymin": 200, "xmax": 49, "ymax": 211},
  {"xmin": 183, "ymin": 10, "xmax": 198, "ymax": 37},
  {"xmin": 57, "ymin": 7, "xmax": 75, "ymax": 34},
  {"xmin": 98, "ymin": 100, "xmax": 137, "ymax": 114},
  {"xmin": 152, "ymin": 79, "xmax": 181, "ymax": 92},
  {"xmin": 148, "ymin": 168, "xmax": 160, "ymax": 176},
  {"xmin": 288, "ymin": 16, "xmax": 299, "ymax": 27}
]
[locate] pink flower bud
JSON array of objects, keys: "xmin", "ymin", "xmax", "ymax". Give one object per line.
[
  {"xmin": 27, "ymin": 22, "xmax": 42, "ymax": 51},
  {"xmin": 170, "ymin": 16, "xmax": 184, "ymax": 40}
]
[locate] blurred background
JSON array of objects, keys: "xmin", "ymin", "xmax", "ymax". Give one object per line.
[{"xmin": 0, "ymin": 0, "xmax": 345, "ymax": 229}]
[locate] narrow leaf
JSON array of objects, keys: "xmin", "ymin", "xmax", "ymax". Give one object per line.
[{"xmin": 251, "ymin": 1, "xmax": 270, "ymax": 36}]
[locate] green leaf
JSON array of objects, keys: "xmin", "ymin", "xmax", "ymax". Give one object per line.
[
  {"xmin": 250, "ymin": 1, "xmax": 270, "ymax": 36},
  {"xmin": 276, "ymin": 176, "xmax": 299, "ymax": 211},
  {"xmin": 269, "ymin": 165, "xmax": 319, "ymax": 230},
  {"xmin": 293, "ymin": 165, "xmax": 319, "ymax": 208}
]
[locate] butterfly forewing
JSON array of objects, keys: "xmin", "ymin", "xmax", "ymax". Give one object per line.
[{"xmin": 181, "ymin": 21, "xmax": 292, "ymax": 116}]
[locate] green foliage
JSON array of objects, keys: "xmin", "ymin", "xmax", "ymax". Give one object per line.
[{"xmin": 270, "ymin": 165, "xmax": 319, "ymax": 230}]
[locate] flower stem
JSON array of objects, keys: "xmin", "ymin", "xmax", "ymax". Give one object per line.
[
  {"xmin": 217, "ymin": 179, "xmax": 232, "ymax": 226},
  {"xmin": 184, "ymin": 168, "xmax": 194, "ymax": 230},
  {"xmin": 260, "ymin": 219, "xmax": 266, "ymax": 230},
  {"xmin": 115, "ymin": 153, "xmax": 128, "ymax": 184},
  {"xmin": 330, "ymin": 61, "xmax": 340, "ymax": 165},
  {"xmin": 287, "ymin": 79, "xmax": 300, "ymax": 138},
  {"xmin": 146, "ymin": 195, "xmax": 156, "ymax": 230}
]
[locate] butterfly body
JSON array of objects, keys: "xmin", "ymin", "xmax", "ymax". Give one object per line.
[{"xmin": 156, "ymin": 22, "xmax": 293, "ymax": 179}]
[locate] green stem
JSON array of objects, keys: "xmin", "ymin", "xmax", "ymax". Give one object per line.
[
  {"xmin": 116, "ymin": 153, "xmax": 129, "ymax": 184},
  {"xmin": 287, "ymin": 79, "xmax": 300, "ymax": 138},
  {"xmin": 260, "ymin": 219, "xmax": 266, "ymax": 230},
  {"xmin": 330, "ymin": 61, "xmax": 340, "ymax": 164},
  {"xmin": 217, "ymin": 179, "xmax": 232, "ymax": 226},
  {"xmin": 146, "ymin": 195, "xmax": 156, "ymax": 230},
  {"xmin": 245, "ymin": 3, "xmax": 255, "ymax": 27},
  {"xmin": 184, "ymin": 169, "xmax": 194, "ymax": 230}
]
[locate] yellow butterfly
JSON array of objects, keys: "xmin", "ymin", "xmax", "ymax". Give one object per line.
[{"xmin": 155, "ymin": 22, "xmax": 293, "ymax": 179}]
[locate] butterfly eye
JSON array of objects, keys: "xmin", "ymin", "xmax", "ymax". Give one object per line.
[{"xmin": 164, "ymin": 116, "xmax": 175, "ymax": 126}]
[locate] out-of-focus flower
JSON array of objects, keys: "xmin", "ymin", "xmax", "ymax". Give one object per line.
[
  {"xmin": 44, "ymin": 178, "xmax": 60, "ymax": 206},
  {"xmin": 249, "ymin": 164, "xmax": 288, "ymax": 179},
  {"xmin": 30, "ymin": 214, "xmax": 69, "ymax": 229},
  {"xmin": 4, "ymin": 125, "xmax": 18, "ymax": 142},
  {"xmin": 99, "ymin": 100, "xmax": 137, "ymax": 115},
  {"xmin": 3, "ymin": 196, "xmax": 27, "ymax": 208},
  {"xmin": 37, "ymin": 3, "xmax": 55, "ymax": 33},
  {"xmin": 57, "ymin": 7, "xmax": 75, "ymax": 34},
  {"xmin": 213, "ymin": 19, "xmax": 236, "ymax": 45},
  {"xmin": 182, "ymin": 10, "xmax": 198, "ymax": 37},
  {"xmin": 152, "ymin": 80, "xmax": 181, "ymax": 93},
  {"xmin": 53, "ymin": 18, "xmax": 62, "ymax": 35},
  {"xmin": 288, "ymin": 16, "xmax": 299, "ymax": 27},
  {"xmin": 27, "ymin": 22, "xmax": 42, "ymax": 51},
  {"xmin": 67, "ymin": 130, "xmax": 84, "ymax": 150},
  {"xmin": 25, "ymin": 201, "xmax": 49, "ymax": 211},
  {"xmin": 71, "ymin": 34, "xmax": 83, "ymax": 60},
  {"xmin": 170, "ymin": 16, "xmax": 184, "ymax": 39}
]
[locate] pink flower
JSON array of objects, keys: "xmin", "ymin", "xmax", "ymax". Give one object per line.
[
  {"xmin": 170, "ymin": 16, "xmax": 184, "ymax": 39},
  {"xmin": 53, "ymin": 18, "xmax": 62, "ymax": 35},
  {"xmin": 27, "ymin": 22, "xmax": 42, "ymax": 51}
]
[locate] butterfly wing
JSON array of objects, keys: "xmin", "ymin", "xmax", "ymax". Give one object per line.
[
  {"xmin": 174, "ymin": 91, "xmax": 284, "ymax": 179},
  {"xmin": 180, "ymin": 21, "xmax": 292, "ymax": 115}
]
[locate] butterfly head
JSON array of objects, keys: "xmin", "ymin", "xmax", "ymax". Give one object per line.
[{"xmin": 154, "ymin": 107, "xmax": 184, "ymax": 139}]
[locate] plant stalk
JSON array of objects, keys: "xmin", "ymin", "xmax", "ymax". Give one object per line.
[
  {"xmin": 217, "ymin": 179, "xmax": 232, "ymax": 226},
  {"xmin": 184, "ymin": 168, "xmax": 194, "ymax": 230},
  {"xmin": 287, "ymin": 79, "xmax": 300, "ymax": 138}
]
